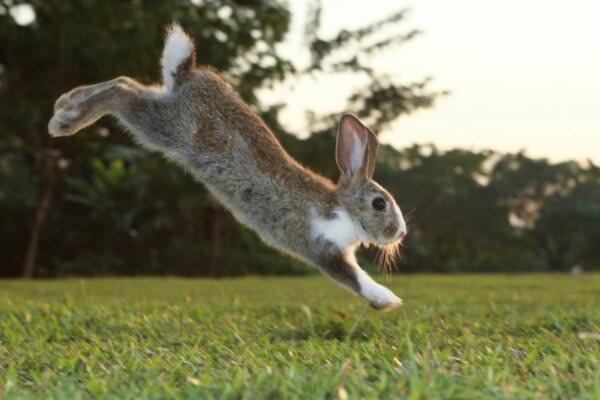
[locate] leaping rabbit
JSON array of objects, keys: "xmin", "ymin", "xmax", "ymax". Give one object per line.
[{"xmin": 48, "ymin": 24, "xmax": 407, "ymax": 310}]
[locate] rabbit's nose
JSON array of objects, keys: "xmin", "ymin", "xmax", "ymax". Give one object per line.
[{"xmin": 398, "ymin": 231, "xmax": 406, "ymax": 240}]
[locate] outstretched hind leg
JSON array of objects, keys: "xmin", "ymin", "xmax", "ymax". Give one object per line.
[{"xmin": 48, "ymin": 77, "xmax": 157, "ymax": 138}]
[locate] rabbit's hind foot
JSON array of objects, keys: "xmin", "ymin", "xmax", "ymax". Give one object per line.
[{"xmin": 49, "ymin": 78, "xmax": 134, "ymax": 138}]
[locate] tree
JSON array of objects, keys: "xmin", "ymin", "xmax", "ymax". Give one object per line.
[
  {"xmin": 0, "ymin": 1, "xmax": 442, "ymax": 277},
  {"xmin": 4, "ymin": 2, "xmax": 597, "ymax": 277},
  {"xmin": 1, "ymin": 0, "xmax": 292, "ymax": 276},
  {"xmin": 532, "ymin": 163, "xmax": 600, "ymax": 271}
]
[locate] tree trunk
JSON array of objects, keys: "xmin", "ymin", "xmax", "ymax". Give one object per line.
[{"xmin": 23, "ymin": 151, "xmax": 57, "ymax": 278}]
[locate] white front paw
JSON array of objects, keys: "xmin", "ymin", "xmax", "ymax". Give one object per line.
[{"xmin": 360, "ymin": 280, "xmax": 402, "ymax": 311}]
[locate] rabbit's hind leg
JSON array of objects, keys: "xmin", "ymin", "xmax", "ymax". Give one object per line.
[{"xmin": 49, "ymin": 77, "xmax": 142, "ymax": 137}]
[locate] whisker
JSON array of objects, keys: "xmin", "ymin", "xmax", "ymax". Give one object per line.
[
  {"xmin": 403, "ymin": 206, "xmax": 416, "ymax": 219},
  {"xmin": 374, "ymin": 239, "xmax": 403, "ymax": 276}
]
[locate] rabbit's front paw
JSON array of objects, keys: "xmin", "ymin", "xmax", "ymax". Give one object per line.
[{"xmin": 363, "ymin": 282, "xmax": 403, "ymax": 311}]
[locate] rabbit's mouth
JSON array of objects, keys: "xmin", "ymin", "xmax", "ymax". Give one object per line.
[
  {"xmin": 377, "ymin": 227, "xmax": 406, "ymax": 247},
  {"xmin": 359, "ymin": 220, "xmax": 392, "ymax": 246},
  {"xmin": 358, "ymin": 220, "xmax": 402, "ymax": 247}
]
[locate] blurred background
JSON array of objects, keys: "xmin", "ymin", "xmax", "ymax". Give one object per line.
[{"xmin": 1, "ymin": 0, "xmax": 599, "ymax": 277}]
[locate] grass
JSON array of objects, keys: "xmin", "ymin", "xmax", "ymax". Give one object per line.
[{"xmin": 1, "ymin": 275, "xmax": 599, "ymax": 399}]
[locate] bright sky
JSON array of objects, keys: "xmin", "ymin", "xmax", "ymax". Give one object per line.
[{"xmin": 263, "ymin": 0, "xmax": 600, "ymax": 163}]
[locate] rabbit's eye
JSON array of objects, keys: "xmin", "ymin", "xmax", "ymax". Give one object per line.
[{"xmin": 372, "ymin": 197, "xmax": 386, "ymax": 211}]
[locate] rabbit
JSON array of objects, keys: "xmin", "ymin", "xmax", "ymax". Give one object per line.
[{"xmin": 48, "ymin": 24, "xmax": 407, "ymax": 310}]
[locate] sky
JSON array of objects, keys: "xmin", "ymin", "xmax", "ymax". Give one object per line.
[
  {"xmin": 10, "ymin": 1, "xmax": 599, "ymax": 162},
  {"xmin": 262, "ymin": 0, "xmax": 600, "ymax": 163}
]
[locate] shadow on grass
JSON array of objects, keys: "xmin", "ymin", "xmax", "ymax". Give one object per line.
[{"xmin": 266, "ymin": 307, "xmax": 381, "ymax": 342}]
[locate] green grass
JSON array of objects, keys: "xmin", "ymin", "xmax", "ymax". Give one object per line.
[{"xmin": 1, "ymin": 275, "xmax": 599, "ymax": 399}]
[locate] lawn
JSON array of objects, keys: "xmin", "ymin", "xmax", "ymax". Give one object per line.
[{"xmin": 1, "ymin": 275, "xmax": 599, "ymax": 399}]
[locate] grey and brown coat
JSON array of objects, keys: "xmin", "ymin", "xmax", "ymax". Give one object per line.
[{"xmin": 48, "ymin": 24, "xmax": 407, "ymax": 310}]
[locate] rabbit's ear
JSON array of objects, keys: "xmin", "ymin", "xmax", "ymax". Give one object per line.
[{"xmin": 336, "ymin": 113, "xmax": 379, "ymax": 182}]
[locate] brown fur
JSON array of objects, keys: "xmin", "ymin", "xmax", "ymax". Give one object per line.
[
  {"xmin": 47, "ymin": 24, "xmax": 406, "ymax": 310},
  {"xmin": 193, "ymin": 68, "xmax": 338, "ymax": 210}
]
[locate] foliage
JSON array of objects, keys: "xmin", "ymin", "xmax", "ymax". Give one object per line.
[
  {"xmin": 1, "ymin": 1, "xmax": 598, "ymax": 277},
  {"xmin": 301, "ymin": 4, "xmax": 447, "ymax": 133},
  {"xmin": 1, "ymin": 276, "xmax": 599, "ymax": 398},
  {"xmin": 0, "ymin": 0, "xmax": 299, "ymax": 276},
  {"xmin": 0, "ymin": 0, "xmax": 443, "ymax": 277}
]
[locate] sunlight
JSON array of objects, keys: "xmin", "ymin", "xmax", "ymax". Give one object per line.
[
  {"xmin": 10, "ymin": 4, "xmax": 35, "ymax": 26},
  {"xmin": 268, "ymin": 0, "xmax": 600, "ymax": 163}
]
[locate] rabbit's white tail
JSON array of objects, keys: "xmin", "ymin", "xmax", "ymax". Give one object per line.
[{"xmin": 161, "ymin": 23, "xmax": 196, "ymax": 91}]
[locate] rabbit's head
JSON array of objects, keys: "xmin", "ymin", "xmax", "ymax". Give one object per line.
[{"xmin": 335, "ymin": 114, "xmax": 407, "ymax": 248}]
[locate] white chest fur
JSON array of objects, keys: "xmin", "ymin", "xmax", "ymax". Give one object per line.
[{"xmin": 310, "ymin": 207, "xmax": 364, "ymax": 249}]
